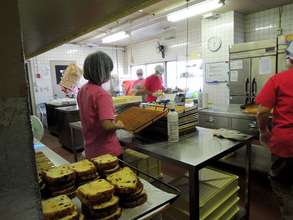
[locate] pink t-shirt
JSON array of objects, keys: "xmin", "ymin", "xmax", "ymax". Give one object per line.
[
  {"xmin": 144, "ymin": 74, "xmax": 164, "ymax": 102},
  {"xmin": 77, "ymin": 82, "xmax": 121, "ymax": 159}
]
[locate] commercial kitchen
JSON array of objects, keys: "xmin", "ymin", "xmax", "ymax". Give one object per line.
[{"xmin": 2, "ymin": 0, "xmax": 293, "ymax": 220}]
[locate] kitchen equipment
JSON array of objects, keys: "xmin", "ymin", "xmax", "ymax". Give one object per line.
[{"xmin": 229, "ymin": 40, "xmax": 277, "ymax": 104}]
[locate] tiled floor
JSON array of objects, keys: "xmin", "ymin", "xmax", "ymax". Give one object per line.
[{"xmin": 42, "ymin": 131, "xmax": 281, "ymax": 220}]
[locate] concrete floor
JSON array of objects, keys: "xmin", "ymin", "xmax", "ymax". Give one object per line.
[{"xmin": 41, "ymin": 131, "xmax": 281, "ymax": 220}]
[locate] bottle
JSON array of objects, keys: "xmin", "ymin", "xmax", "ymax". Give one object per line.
[{"xmin": 167, "ymin": 103, "xmax": 179, "ymax": 142}]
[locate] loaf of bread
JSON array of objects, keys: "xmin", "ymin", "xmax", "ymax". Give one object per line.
[
  {"xmin": 70, "ymin": 160, "xmax": 97, "ymax": 176},
  {"xmin": 92, "ymin": 154, "xmax": 119, "ymax": 171},
  {"xmin": 106, "ymin": 167, "xmax": 139, "ymax": 194},
  {"xmin": 42, "ymin": 195, "xmax": 76, "ymax": 220},
  {"xmin": 120, "ymin": 192, "xmax": 147, "ymax": 208},
  {"xmin": 58, "ymin": 210, "xmax": 79, "ymax": 220},
  {"xmin": 82, "ymin": 196, "xmax": 119, "ymax": 218},
  {"xmin": 44, "ymin": 165, "xmax": 75, "ymax": 184},
  {"xmin": 99, "ymin": 207, "xmax": 122, "ymax": 220},
  {"xmin": 77, "ymin": 179, "xmax": 114, "ymax": 203}
]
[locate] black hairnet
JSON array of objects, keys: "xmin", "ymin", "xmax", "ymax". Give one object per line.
[{"xmin": 83, "ymin": 51, "xmax": 113, "ymax": 85}]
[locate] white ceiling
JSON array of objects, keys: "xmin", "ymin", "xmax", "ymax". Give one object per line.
[{"xmin": 71, "ymin": 0, "xmax": 293, "ymax": 47}]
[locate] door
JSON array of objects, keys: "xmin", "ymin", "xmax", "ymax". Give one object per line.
[
  {"xmin": 251, "ymin": 55, "xmax": 276, "ymax": 101},
  {"xmin": 229, "ymin": 58, "xmax": 251, "ymax": 104}
]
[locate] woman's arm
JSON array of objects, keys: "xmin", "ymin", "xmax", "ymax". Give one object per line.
[{"xmin": 101, "ymin": 120, "xmax": 124, "ymax": 132}]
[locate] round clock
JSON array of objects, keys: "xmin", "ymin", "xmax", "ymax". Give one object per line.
[{"xmin": 207, "ymin": 37, "xmax": 222, "ymax": 52}]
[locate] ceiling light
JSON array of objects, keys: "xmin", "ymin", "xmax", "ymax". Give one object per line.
[
  {"xmin": 170, "ymin": 43, "xmax": 187, "ymax": 48},
  {"xmin": 102, "ymin": 31, "xmax": 129, "ymax": 44},
  {"xmin": 167, "ymin": 0, "xmax": 224, "ymax": 22},
  {"xmin": 91, "ymin": 33, "xmax": 107, "ymax": 40}
]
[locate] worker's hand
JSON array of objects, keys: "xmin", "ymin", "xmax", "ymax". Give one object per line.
[
  {"xmin": 115, "ymin": 120, "xmax": 125, "ymax": 129},
  {"xmin": 259, "ymin": 129, "xmax": 271, "ymax": 146},
  {"xmin": 153, "ymin": 90, "xmax": 163, "ymax": 97}
]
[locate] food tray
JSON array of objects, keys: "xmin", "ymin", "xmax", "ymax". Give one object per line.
[
  {"xmin": 116, "ymin": 107, "xmax": 168, "ymax": 133},
  {"xmin": 74, "ymin": 160, "xmax": 180, "ymax": 220}
]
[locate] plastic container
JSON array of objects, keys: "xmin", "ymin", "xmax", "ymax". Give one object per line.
[{"xmin": 167, "ymin": 103, "xmax": 179, "ymax": 142}]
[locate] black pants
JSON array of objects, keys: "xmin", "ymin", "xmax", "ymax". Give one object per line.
[{"xmin": 269, "ymin": 156, "xmax": 293, "ymax": 220}]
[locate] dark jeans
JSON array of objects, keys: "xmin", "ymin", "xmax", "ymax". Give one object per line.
[{"xmin": 269, "ymin": 156, "xmax": 293, "ymax": 220}]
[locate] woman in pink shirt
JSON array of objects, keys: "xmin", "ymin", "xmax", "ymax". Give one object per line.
[{"xmin": 77, "ymin": 51, "xmax": 124, "ymax": 159}]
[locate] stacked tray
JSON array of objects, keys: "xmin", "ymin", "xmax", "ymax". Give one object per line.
[
  {"xmin": 199, "ymin": 168, "xmax": 240, "ymax": 220},
  {"xmin": 140, "ymin": 105, "xmax": 198, "ymax": 139}
]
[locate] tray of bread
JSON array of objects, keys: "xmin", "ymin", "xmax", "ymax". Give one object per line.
[
  {"xmin": 116, "ymin": 107, "xmax": 168, "ymax": 133},
  {"xmin": 39, "ymin": 153, "xmax": 180, "ymax": 220}
]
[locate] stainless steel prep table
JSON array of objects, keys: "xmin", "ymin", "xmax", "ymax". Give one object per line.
[
  {"xmin": 34, "ymin": 141, "xmax": 180, "ymax": 220},
  {"xmin": 119, "ymin": 127, "xmax": 254, "ymax": 220}
]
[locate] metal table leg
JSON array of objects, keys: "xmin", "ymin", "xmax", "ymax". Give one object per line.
[
  {"xmin": 70, "ymin": 127, "xmax": 78, "ymax": 162},
  {"xmin": 189, "ymin": 167, "xmax": 199, "ymax": 220},
  {"xmin": 245, "ymin": 142, "xmax": 252, "ymax": 220}
]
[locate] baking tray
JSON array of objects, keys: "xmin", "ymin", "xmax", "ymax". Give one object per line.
[
  {"xmin": 74, "ymin": 160, "xmax": 180, "ymax": 220},
  {"xmin": 116, "ymin": 107, "xmax": 168, "ymax": 133}
]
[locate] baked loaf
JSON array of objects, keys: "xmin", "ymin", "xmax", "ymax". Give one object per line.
[
  {"xmin": 103, "ymin": 165, "xmax": 121, "ymax": 177},
  {"xmin": 81, "ymin": 196, "xmax": 119, "ymax": 218},
  {"xmin": 43, "ymin": 165, "xmax": 76, "ymax": 197},
  {"xmin": 92, "ymin": 154, "xmax": 119, "ymax": 171},
  {"xmin": 42, "ymin": 195, "xmax": 76, "ymax": 220},
  {"xmin": 70, "ymin": 160, "xmax": 97, "ymax": 185},
  {"xmin": 120, "ymin": 191, "xmax": 147, "ymax": 208},
  {"xmin": 70, "ymin": 160, "xmax": 96, "ymax": 176},
  {"xmin": 99, "ymin": 207, "xmax": 122, "ymax": 220},
  {"xmin": 106, "ymin": 167, "xmax": 139, "ymax": 194},
  {"xmin": 77, "ymin": 179, "xmax": 114, "ymax": 203},
  {"xmin": 44, "ymin": 165, "xmax": 76, "ymax": 184}
]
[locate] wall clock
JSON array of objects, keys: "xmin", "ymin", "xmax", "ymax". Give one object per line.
[{"xmin": 207, "ymin": 36, "xmax": 222, "ymax": 52}]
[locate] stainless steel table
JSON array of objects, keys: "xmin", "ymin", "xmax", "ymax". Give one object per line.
[{"xmin": 119, "ymin": 127, "xmax": 254, "ymax": 220}]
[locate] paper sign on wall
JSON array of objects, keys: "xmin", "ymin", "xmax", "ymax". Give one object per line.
[
  {"xmin": 230, "ymin": 60, "xmax": 243, "ymax": 70},
  {"xmin": 259, "ymin": 57, "xmax": 273, "ymax": 75},
  {"xmin": 205, "ymin": 62, "xmax": 229, "ymax": 82},
  {"xmin": 230, "ymin": 71, "xmax": 238, "ymax": 82}
]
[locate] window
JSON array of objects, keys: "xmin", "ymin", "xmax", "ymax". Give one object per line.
[
  {"xmin": 130, "ymin": 65, "xmax": 146, "ymax": 80},
  {"xmin": 146, "ymin": 62, "xmax": 164, "ymax": 77},
  {"xmin": 166, "ymin": 59, "xmax": 203, "ymax": 92}
]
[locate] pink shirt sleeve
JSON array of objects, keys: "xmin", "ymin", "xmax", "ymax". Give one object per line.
[
  {"xmin": 256, "ymin": 76, "xmax": 277, "ymax": 109},
  {"xmin": 94, "ymin": 93, "xmax": 115, "ymax": 121}
]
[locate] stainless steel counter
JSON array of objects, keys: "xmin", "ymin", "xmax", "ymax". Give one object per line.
[
  {"xmin": 120, "ymin": 127, "xmax": 254, "ymax": 220},
  {"xmin": 199, "ymin": 104, "xmax": 256, "ymax": 120},
  {"xmin": 119, "ymin": 128, "xmax": 252, "ymax": 169}
]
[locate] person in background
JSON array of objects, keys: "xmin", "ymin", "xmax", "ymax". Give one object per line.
[
  {"xmin": 256, "ymin": 41, "xmax": 293, "ymax": 220},
  {"xmin": 144, "ymin": 65, "xmax": 165, "ymax": 102},
  {"xmin": 77, "ymin": 51, "xmax": 124, "ymax": 159},
  {"xmin": 130, "ymin": 68, "xmax": 145, "ymax": 96}
]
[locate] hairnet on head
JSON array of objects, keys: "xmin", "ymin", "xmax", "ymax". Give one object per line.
[
  {"xmin": 286, "ymin": 41, "xmax": 293, "ymax": 60},
  {"xmin": 155, "ymin": 65, "xmax": 164, "ymax": 74},
  {"xmin": 136, "ymin": 68, "xmax": 143, "ymax": 75},
  {"xmin": 83, "ymin": 51, "xmax": 113, "ymax": 85}
]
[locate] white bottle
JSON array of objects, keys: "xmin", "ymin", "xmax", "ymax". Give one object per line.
[{"xmin": 167, "ymin": 103, "xmax": 179, "ymax": 142}]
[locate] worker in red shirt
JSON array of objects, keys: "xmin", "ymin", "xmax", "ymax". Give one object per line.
[
  {"xmin": 130, "ymin": 69, "xmax": 145, "ymax": 96},
  {"xmin": 144, "ymin": 65, "xmax": 165, "ymax": 102},
  {"xmin": 256, "ymin": 41, "xmax": 293, "ymax": 220}
]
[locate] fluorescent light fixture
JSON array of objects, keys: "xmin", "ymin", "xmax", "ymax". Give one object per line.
[
  {"xmin": 91, "ymin": 33, "xmax": 107, "ymax": 40},
  {"xmin": 255, "ymin": 25, "xmax": 273, "ymax": 31},
  {"xmin": 170, "ymin": 43, "xmax": 188, "ymax": 48},
  {"xmin": 102, "ymin": 31, "xmax": 129, "ymax": 44},
  {"xmin": 167, "ymin": 0, "xmax": 224, "ymax": 22},
  {"xmin": 203, "ymin": 12, "xmax": 214, "ymax": 18}
]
